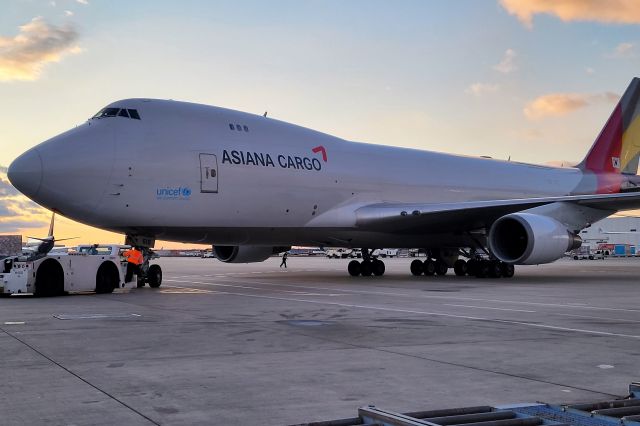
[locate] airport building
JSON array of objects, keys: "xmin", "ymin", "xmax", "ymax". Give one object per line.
[{"xmin": 579, "ymin": 216, "xmax": 640, "ymax": 248}]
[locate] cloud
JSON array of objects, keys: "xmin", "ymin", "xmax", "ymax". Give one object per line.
[
  {"xmin": 586, "ymin": 67, "xmax": 595, "ymax": 74},
  {"xmin": 0, "ymin": 219, "xmax": 49, "ymax": 233},
  {"xmin": 524, "ymin": 92, "xmax": 619, "ymax": 119},
  {"xmin": 0, "ymin": 167, "xmax": 49, "ymax": 233},
  {"xmin": 76, "ymin": 0, "xmax": 89, "ymax": 4},
  {"xmin": 0, "ymin": 176, "xmax": 19, "ymax": 196},
  {"xmin": 500, "ymin": 0, "xmax": 640, "ymax": 28},
  {"xmin": 612, "ymin": 42, "xmax": 634, "ymax": 57},
  {"xmin": 466, "ymin": 82, "xmax": 499, "ymax": 96},
  {"xmin": 494, "ymin": 49, "xmax": 517, "ymax": 74},
  {"xmin": 0, "ymin": 17, "xmax": 81, "ymax": 82},
  {"xmin": 64, "ymin": 10, "xmax": 74, "ymax": 17}
]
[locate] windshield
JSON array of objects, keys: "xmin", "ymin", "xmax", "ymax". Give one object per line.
[{"xmin": 91, "ymin": 107, "xmax": 141, "ymax": 120}]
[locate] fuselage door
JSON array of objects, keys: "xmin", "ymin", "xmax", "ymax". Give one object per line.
[{"xmin": 199, "ymin": 153, "xmax": 218, "ymax": 193}]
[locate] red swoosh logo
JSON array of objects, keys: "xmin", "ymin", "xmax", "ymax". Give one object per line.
[{"xmin": 312, "ymin": 145, "xmax": 327, "ymax": 162}]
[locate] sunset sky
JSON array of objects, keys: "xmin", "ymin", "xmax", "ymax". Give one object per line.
[{"xmin": 1, "ymin": 0, "xmax": 640, "ymax": 247}]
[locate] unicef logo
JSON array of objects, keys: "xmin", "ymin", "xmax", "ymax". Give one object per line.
[{"xmin": 156, "ymin": 186, "xmax": 193, "ymax": 200}]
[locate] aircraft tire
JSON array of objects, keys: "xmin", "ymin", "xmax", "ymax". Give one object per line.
[
  {"xmin": 501, "ymin": 262, "xmax": 515, "ymax": 278},
  {"xmin": 435, "ymin": 261, "xmax": 448, "ymax": 276},
  {"xmin": 423, "ymin": 259, "xmax": 436, "ymax": 276},
  {"xmin": 475, "ymin": 261, "xmax": 489, "ymax": 278},
  {"xmin": 489, "ymin": 261, "xmax": 503, "ymax": 278},
  {"xmin": 148, "ymin": 264, "xmax": 163, "ymax": 288},
  {"xmin": 466, "ymin": 259, "xmax": 477, "ymax": 276},
  {"xmin": 453, "ymin": 259, "xmax": 467, "ymax": 276},
  {"xmin": 360, "ymin": 260, "xmax": 373, "ymax": 276},
  {"xmin": 348, "ymin": 260, "xmax": 361, "ymax": 276},
  {"xmin": 372, "ymin": 259, "xmax": 385, "ymax": 276},
  {"xmin": 410, "ymin": 259, "xmax": 423, "ymax": 276}
]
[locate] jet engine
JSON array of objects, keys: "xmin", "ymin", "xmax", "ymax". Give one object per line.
[
  {"xmin": 213, "ymin": 245, "xmax": 289, "ymax": 263},
  {"xmin": 488, "ymin": 213, "xmax": 582, "ymax": 265}
]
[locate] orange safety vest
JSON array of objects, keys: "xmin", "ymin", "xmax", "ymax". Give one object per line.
[{"xmin": 124, "ymin": 249, "xmax": 144, "ymax": 265}]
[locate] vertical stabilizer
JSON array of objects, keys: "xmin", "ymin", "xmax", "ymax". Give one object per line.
[{"xmin": 579, "ymin": 78, "xmax": 640, "ymax": 176}]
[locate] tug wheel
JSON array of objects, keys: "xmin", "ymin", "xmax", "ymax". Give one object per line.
[{"xmin": 147, "ymin": 264, "xmax": 163, "ymax": 288}]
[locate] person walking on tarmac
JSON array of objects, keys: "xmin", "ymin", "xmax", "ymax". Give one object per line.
[
  {"xmin": 280, "ymin": 251, "xmax": 288, "ymax": 268},
  {"xmin": 123, "ymin": 246, "xmax": 144, "ymax": 283}
]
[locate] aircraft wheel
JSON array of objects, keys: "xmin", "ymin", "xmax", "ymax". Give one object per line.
[
  {"xmin": 475, "ymin": 261, "xmax": 490, "ymax": 278},
  {"xmin": 501, "ymin": 262, "xmax": 515, "ymax": 278},
  {"xmin": 435, "ymin": 261, "xmax": 448, "ymax": 276},
  {"xmin": 453, "ymin": 259, "xmax": 467, "ymax": 276},
  {"xmin": 423, "ymin": 259, "xmax": 436, "ymax": 276},
  {"xmin": 148, "ymin": 264, "xmax": 163, "ymax": 288},
  {"xmin": 489, "ymin": 261, "xmax": 503, "ymax": 278},
  {"xmin": 410, "ymin": 259, "xmax": 423, "ymax": 276},
  {"xmin": 360, "ymin": 260, "xmax": 373, "ymax": 276},
  {"xmin": 348, "ymin": 260, "xmax": 361, "ymax": 276},
  {"xmin": 466, "ymin": 259, "xmax": 477, "ymax": 276},
  {"xmin": 372, "ymin": 259, "xmax": 385, "ymax": 276}
]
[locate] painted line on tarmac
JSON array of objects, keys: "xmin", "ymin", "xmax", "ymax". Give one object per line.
[
  {"xmin": 164, "ymin": 279, "xmax": 344, "ymax": 297},
  {"xmin": 553, "ymin": 312, "xmax": 640, "ymax": 324},
  {"xmin": 188, "ymin": 275, "xmax": 640, "ymax": 314},
  {"xmin": 165, "ymin": 284, "xmax": 640, "ymax": 340},
  {"xmin": 444, "ymin": 304, "xmax": 536, "ymax": 313}
]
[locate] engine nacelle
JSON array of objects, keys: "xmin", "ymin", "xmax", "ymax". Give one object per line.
[
  {"xmin": 213, "ymin": 245, "xmax": 288, "ymax": 263},
  {"xmin": 488, "ymin": 213, "xmax": 582, "ymax": 265}
]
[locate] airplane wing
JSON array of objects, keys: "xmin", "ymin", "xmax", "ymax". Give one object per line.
[{"xmin": 354, "ymin": 192, "xmax": 640, "ymax": 233}]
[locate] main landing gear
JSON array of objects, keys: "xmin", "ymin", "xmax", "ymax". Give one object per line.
[
  {"xmin": 348, "ymin": 249, "xmax": 386, "ymax": 277},
  {"xmin": 410, "ymin": 257, "xmax": 514, "ymax": 278}
]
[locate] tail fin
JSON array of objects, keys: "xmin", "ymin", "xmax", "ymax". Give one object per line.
[{"xmin": 579, "ymin": 78, "xmax": 640, "ymax": 176}]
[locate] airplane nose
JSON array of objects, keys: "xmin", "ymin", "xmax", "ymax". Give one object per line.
[{"xmin": 8, "ymin": 148, "xmax": 43, "ymax": 198}]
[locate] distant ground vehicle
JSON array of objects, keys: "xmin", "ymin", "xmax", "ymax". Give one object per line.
[
  {"xmin": 372, "ymin": 249, "xmax": 399, "ymax": 258},
  {"xmin": 572, "ymin": 248, "xmax": 605, "ymax": 260},
  {"xmin": 326, "ymin": 248, "xmax": 353, "ymax": 259},
  {"xmin": 202, "ymin": 251, "xmax": 215, "ymax": 258}
]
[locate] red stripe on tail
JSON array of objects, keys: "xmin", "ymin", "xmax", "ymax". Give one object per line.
[{"xmin": 581, "ymin": 103, "xmax": 623, "ymax": 193}]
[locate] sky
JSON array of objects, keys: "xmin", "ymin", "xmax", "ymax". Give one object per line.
[{"xmin": 1, "ymin": 0, "xmax": 640, "ymax": 247}]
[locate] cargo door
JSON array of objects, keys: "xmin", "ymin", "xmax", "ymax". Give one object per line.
[{"xmin": 199, "ymin": 153, "xmax": 218, "ymax": 193}]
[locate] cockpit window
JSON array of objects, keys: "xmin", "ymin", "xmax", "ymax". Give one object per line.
[
  {"xmin": 91, "ymin": 107, "xmax": 141, "ymax": 120},
  {"xmin": 93, "ymin": 107, "xmax": 120, "ymax": 118}
]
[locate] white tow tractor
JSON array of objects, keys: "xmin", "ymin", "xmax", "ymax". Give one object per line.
[
  {"xmin": 0, "ymin": 214, "xmax": 163, "ymax": 296},
  {"xmin": 0, "ymin": 244, "xmax": 141, "ymax": 296}
]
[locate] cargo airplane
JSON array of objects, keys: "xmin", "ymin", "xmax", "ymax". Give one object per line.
[{"xmin": 9, "ymin": 78, "xmax": 640, "ymax": 279}]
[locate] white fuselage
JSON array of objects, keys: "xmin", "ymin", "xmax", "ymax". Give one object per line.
[{"xmin": 9, "ymin": 99, "xmax": 594, "ymax": 248}]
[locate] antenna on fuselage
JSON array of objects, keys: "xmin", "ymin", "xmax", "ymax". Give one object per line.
[{"xmin": 263, "ymin": 111, "xmax": 268, "ymax": 117}]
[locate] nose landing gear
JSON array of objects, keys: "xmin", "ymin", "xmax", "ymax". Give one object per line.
[{"xmin": 125, "ymin": 235, "xmax": 163, "ymax": 288}]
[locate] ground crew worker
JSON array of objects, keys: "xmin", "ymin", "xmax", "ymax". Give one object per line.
[
  {"xmin": 123, "ymin": 246, "xmax": 144, "ymax": 282},
  {"xmin": 280, "ymin": 251, "xmax": 288, "ymax": 268}
]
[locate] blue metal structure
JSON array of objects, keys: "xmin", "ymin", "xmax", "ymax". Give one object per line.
[{"xmin": 292, "ymin": 383, "xmax": 640, "ymax": 426}]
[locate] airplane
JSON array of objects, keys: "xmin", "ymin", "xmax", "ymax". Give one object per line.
[
  {"xmin": 8, "ymin": 78, "xmax": 640, "ymax": 279},
  {"xmin": 21, "ymin": 212, "xmax": 75, "ymax": 260}
]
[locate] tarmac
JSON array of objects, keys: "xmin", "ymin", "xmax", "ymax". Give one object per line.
[{"xmin": 1, "ymin": 256, "xmax": 640, "ymax": 425}]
